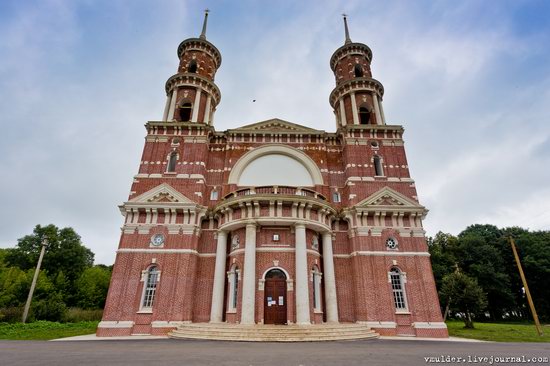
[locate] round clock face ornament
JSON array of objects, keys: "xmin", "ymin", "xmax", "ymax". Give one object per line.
[
  {"xmin": 151, "ymin": 234, "xmax": 165, "ymax": 246},
  {"xmin": 386, "ymin": 237, "xmax": 398, "ymax": 250}
]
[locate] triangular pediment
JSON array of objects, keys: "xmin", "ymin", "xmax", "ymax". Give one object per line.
[
  {"xmin": 129, "ymin": 183, "xmax": 195, "ymax": 204},
  {"xmin": 232, "ymin": 118, "xmax": 322, "ymax": 133},
  {"xmin": 356, "ymin": 187, "xmax": 423, "ymax": 209}
]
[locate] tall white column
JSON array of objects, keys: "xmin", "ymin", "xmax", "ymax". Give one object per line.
[
  {"xmin": 339, "ymin": 98, "xmax": 347, "ymax": 126},
  {"xmin": 378, "ymin": 97, "xmax": 386, "ymax": 124},
  {"xmin": 350, "ymin": 92, "xmax": 359, "ymax": 125},
  {"xmin": 322, "ymin": 232, "xmax": 339, "ymax": 323},
  {"xmin": 210, "ymin": 231, "xmax": 228, "ymax": 323},
  {"xmin": 191, "ymin": 89, "xmax": 202, "ymax": 122},
  {"xmin": 241, "ymin": 222, "xmax": 257, "ymax": 324},
  {"xmin": 162, "ymin": 93, "xmax": 171, "ymax": 121},
  {"xmin": 167, "ymin": 89, "xmax": 178, "ymax": 121},
  {"xmin": 203, "ymin": 95, "xmax": 212, "ymax": 125},
  {"xmin": 372, "ymin": 92, "xmax": 383, "ymax": 125},
  {"xmin": 295, "ymin": 223, "xmax": 310, "ymax": 324}
]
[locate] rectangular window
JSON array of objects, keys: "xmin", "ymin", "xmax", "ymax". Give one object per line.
[
  {"xmin": 332, "ymin": 192, "xmax": 341, "ymax": 203},
  {"xmin": 390, "ymin": 271, "xmax": 407, "ymax": 310},
  {"xmin": 210, "ymin": 190, "xmax": 218, "ymax": 200},
  {"xmin": 142, "ymin": 268, "xmax": 159, "ymax": 308},
  {"xmin": 272, "ymin": 234, "xmax": 280, "ymax": 241}
]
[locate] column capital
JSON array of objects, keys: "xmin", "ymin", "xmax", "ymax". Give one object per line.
[
  {"xmin": 245, "ymin": 220, "xmax": 257, "ymax": 228},
  {"xmin": 294, "ymin": 222, "xmax": 306, "ymax": 229}
]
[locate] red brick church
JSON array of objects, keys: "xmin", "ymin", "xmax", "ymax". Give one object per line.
[{"xmin": 97, "ymin": 12, "xmax": 448, "ymax": 339}]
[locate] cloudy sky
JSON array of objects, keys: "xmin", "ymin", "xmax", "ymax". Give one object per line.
[{"xmin": 1, "ymin": 0, "xmax": 549, "ymax": 265}]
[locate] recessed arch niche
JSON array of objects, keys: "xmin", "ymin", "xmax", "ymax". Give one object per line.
[{"xmin": 228, "ymin": 144, "xmax": 323, "ymax": 187}]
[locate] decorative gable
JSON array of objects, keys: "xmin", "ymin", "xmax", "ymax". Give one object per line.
[
  {"xmin": 233, "ymin": 118, "xmax": 322, "ymax": 133},
  {"xmin": 356, "ymin": 187, "xmax": 423, "ymax": 209},
  {"xmin": 129, "ymin": 183, "xmax": 195, "ymax": 204}
]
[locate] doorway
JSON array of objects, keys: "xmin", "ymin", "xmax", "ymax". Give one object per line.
[{"xmin": 263, "ymin": 269, "xmax": 287, "ymax": 324}]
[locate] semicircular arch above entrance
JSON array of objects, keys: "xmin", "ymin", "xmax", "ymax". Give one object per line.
[{"xmin": 228, "ymin": 144, "xmax": 324, "ymax": 186}]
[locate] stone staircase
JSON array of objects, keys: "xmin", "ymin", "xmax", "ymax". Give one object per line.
[{"xmin": 168, "ymin": 323, "xmax": 379, "ymax": 342}]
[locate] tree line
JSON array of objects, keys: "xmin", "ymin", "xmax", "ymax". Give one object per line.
[
  {"xmin": 0, "ymin": 224, "xmax": 111, "ymax": 322},
  {"xmin": 428, "ymin": 224, "xmax": 550, "ymax": 328}
]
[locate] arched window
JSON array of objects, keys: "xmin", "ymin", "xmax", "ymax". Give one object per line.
[
  {"xmin": 359, "ymin": 107, "xmax": 370, "ymax": 125},
  {"xmin": 389, "ymin": 267, "xmax": 407, "ymax": 311},
  {"xmin": 227, "ymin": 265, "xmax": 239, "ymax": 311},
  {"xmin": 167, "ymin": 152, "xmax": 177, "ymax": 172},
  {"xmin": 312, "ymin": 266, "xmax": 322, "ymax": 312},
  {"xmin": 374, "ymin": 155, "xmax": 384, "ymax": 176},
  {"xmin": 142, "ymin": 266, "xmax": 160, "ymax": 309},
  {"xmin": 179, "ymin": 103, "xmax": 192, "ymax": 122},
  {"xmin": 332, "ymin": 191, "xmax": 341, "ymax": 203},
  {"xmin": 354, "ymin": 64, "xmax": 363, "ymax": 78},
  {"xmin": 188, "ymin": 60, "xmax": 197, "ymax": 73}
]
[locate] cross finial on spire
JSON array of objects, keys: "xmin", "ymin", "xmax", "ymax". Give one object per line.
[
  {"xmin": 200, "ymin": 9, "xmax": 210, "ymax": 40},
  {"xmin": 342, "ymin": 13, "xmax": 352, "ymax": 44}
]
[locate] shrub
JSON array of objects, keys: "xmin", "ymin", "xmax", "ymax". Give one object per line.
[
  {"xmin": 65, "ymin": 308, "xmax": 103, "ymax": 322},
  {"xmin": 31, "ymin": 297, "xmax": 68, "ymax": 322},
  {"xmin": 0, "ymin": 307, "xmax": 23, "ymax": 323}
]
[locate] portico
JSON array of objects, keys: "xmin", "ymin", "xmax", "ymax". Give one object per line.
[{"xmin": 209, "ymin": 192, "xmax": 339, "ymax": 325}]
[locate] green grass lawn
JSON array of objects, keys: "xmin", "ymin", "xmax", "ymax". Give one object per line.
[
  {"xmin": 0, "ymin": 321, "xmax": 98, "ymax": 340},
  {"xmin": 446, "ymin": 320, "xmax": 550, "ymax": 342}
]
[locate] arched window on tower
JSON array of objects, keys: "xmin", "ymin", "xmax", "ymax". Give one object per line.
[
  {"xmin": 374, "ymin": 155, "xmax": 384, "ymax": 176},
  {"xmin": 359, "ymin": 107, "xmax": 370, "ymax": 125},
  {"xmin": 179, "ymin": 103, "xmax": 192, "ymax": 122},
  {"xmin": 188, "ymin": 60, "xmax": 198, "ymax": 73},
  {"xmin": 389, "ymin": 267, "xmax": 408, "ymax": 311},
  {"xmin": 141, "ymin": 266, "xmax": 160, "ymax": 309},
  {"xmin": 354, "ymin": 64, "xmax": 363, "ymax": 78},
  {"xmin": 167, "ymin": 152, "xmax": 177, "ymax": 173}
]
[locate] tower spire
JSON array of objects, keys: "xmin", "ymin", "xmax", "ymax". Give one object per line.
[
  {"xmin": 342, "ymin": 13, "xmax": 351, "ymax": 44},
  {"xmin": 200, "ymin": 9, "xmax": 209, "ymax": 40}
]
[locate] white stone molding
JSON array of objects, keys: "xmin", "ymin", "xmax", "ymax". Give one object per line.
[
  {"xmin": 412, "ymin": 322, "xmax": 448, "ymax": 329},
  {"xmin": 97, "ymin": 321, "xmax": 134, "ymax": 329},
  {"xmin": 362, "ymin": 321, "xmax": 397, "ymax": 329},
  {"xmin": 333, "ymin": 251, "xmax": 430, "ymax": 258}
]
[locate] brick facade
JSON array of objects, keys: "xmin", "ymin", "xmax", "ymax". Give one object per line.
[{"xmin": 97, "ymin": 15, "xmax": 448, "ymax": 338}]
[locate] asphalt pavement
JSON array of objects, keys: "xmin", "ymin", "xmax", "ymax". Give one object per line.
[{"xmin": 1, "ymin": 338, "xmax": 549, "ymax": 366}]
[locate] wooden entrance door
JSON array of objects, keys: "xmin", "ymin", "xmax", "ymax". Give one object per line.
[{"xmin": 264, "ymin": 269, "xmax": 287, "ymax": 325}]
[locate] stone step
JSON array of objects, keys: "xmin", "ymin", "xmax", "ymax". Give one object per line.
[
  {"xmin": 168, "ymin": 324, "xmax": 379, "ymax": 342},
  {"xmin": 170, "ymin": 328, "xmax": 375, "ymax": 337}
]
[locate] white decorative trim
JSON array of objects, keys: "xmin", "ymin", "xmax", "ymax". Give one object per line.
[
  {"xmin": 360, "ymin": 321, "xmax": 397, "ymax": 328},
  {"xmin": 97, "ymin": 321, "xmax": 134, "ymax": 329},
  {"xmin": 151, "ymin": 321, "xmax": 184, "ymax": 328},
  {"xmin": 333, "ymin": 251, "xmax": 430, "ymax": 258},
  {"xmin": 117, "ymin": 248, "xmax": 216, "ymax": 257},
  {"xmin": 412, "ymin": 322, "xmax": 448, "ymax": 329}
]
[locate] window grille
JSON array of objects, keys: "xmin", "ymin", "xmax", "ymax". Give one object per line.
[
  {"xmin": 142, "ymin": 266, "xmax": 160, "ymax": 308},
  {"xmin": 390, "ymin": 268, "xmax": 407, "ymax": 310}
]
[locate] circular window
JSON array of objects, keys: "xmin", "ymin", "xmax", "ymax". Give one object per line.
[
  {"xmin": 370, "ymin": 141, "xmax": 379, "ymax": 148},
  {"xmin": 386, "ymin": 237, "xmax": 398, "ymax": 250},
  {"xmin": 151, "ymin": 233, "xmax": 165, "ymax": 247}
]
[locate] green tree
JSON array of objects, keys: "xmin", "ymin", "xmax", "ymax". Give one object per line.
[
  {"xmin": 75, "ymin": 266, "xmax": 111, "ymax": 309},
  {"xmin": 5, "ymin": 224, "xmax": 94, "ymax": 306},
  {"xmin": 441, "ymin": 272, "xmax": 487, "ymax": 328}
]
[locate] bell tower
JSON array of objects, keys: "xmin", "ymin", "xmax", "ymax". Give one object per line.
[
  {"xmin": 162, "ymin": 10, "xmax": 222, "ymax": 125},
  {"xmin": 329, "ymin": 15, "xmax": 386, "ymax": 128}
]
